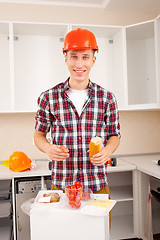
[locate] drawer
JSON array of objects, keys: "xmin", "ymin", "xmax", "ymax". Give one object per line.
[
  {"xmin": 0, "ymin": 201, "xmax": 11, "ymax": 218},
  {"xmin": 0, "ymin": 180, "xmax": 11, "ymax": 200}
]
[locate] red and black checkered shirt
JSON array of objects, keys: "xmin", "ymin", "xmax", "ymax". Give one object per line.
[{"xmin": 35, "ymin": 79, "xmax": 120, "ymax": 192}]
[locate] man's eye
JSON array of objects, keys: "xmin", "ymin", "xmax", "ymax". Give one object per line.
[
  {"xmin": 71, "ymin": 56, "xmax": 77, "ymax": 59},
  {"xmin": 83, "ymin": 56, "xmax": 89, "ymax": 59}
]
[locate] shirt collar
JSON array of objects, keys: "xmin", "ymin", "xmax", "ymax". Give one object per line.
[
  {"xmin": 88, "ymin": 80, "xmax": 93, "ymax": 97},
  {"xmin": 63, "ymin": 78, "xmax": 70, "ymax": 92},
  {"xmin": 63, "ymin": 78, "xmax": 93, "ymax": 95}
]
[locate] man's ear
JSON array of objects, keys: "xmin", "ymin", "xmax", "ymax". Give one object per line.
[
  {"xmin": 93, "ymin": 56, "xmax": 96, "ymax": 65},
  {"xmin": 64, "ymin": 54, "xmax": 67, "ymax": 63}
]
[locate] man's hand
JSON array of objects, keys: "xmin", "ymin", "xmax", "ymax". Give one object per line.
[
  {"xmin": 34, "ymin": 130, "xmax": 69, "ymax": 161},
  {"xmin": 47, "ymin": 145, "xmax": 69, "ymax": 161},
  {"xmin": 90, "ymin": 136, "xmax": 120, "ymax": 166},
  {"xmin": 90, "ymin": 147, "xmax": 111, "ymax": 166}
]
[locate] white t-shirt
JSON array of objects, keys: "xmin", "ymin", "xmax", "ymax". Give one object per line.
[{"xmin": 67, "ymin": 88, "xmax": 88, "ymax": 116}]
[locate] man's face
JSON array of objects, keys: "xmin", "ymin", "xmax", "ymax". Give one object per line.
[{"xmin": 65, "ymin": 49, "xmax": 96, "ymax": 83}]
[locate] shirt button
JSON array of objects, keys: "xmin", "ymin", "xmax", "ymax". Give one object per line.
[
  {"xmin": 79, "ymin": 168, "xmax": 82, "ymax": 171},
  {"xmin": 79, "ymin": 137, "xmax": 81, "ymax": 140}
]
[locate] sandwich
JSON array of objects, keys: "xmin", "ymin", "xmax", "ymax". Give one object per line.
[{"xmin": 89, "ymin": 136, "xmax": 102, "ymax": 160}]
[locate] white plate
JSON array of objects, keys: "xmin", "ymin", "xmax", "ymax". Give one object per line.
[
  {"xmin": 34, "ymin": 190, "xmax": 63, "ymax": 205},
  {"xmin": 81, "ymin": 199, "xmax": 117, "ymax": 216}
]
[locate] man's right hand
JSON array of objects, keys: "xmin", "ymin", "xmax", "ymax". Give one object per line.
[
  {"xmin": 47, "ymin": 144, "xmax": 70, "ymax": 161},
  {"xmin": 34, "ymin": 130, "xmax": 69, "ymax": 161}
]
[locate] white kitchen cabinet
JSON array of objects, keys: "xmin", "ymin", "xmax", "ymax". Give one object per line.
[
  {"xmin": 71, "ymin": 24, "xmax": 127, "ymax": 110},
  {"xmin": 0, "ymin": 16, "xmax": 160, "ymax": 112},
  {"xmin": 136, "ymin": 171, "xmax": 160, "ymax": 239},
  {"xmin": 0, "ymin": 22, "xmax": 11, "ymax": 112},
  {"xmin": 0, "ymin": 22, "xmax": 69, "ymax": 112},
  {"xmin": 121, "ymin": 154, "xmax": 160, "ymax": 239},
  {"xmin": 155, "ymin": 16, "xmax": 160, "ymax": 107},
  {"xmin": 13, "ymin": 22, "xmax": 69, "ymax": 112},
  {"xmin": 126, "ymin": 19, "xmax": 159, "ymax": 109},
  {"xmin": 107, "ymin": 170, "xmax": 139, "ymax": 240}
]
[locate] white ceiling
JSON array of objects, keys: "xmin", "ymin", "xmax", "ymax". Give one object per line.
[{"xmin": 0, "ymin": 0, "xmax": 160, "ymax": 15}]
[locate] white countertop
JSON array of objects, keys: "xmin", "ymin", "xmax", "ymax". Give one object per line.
[
  {"xmin": 0, "ymin": 158, "xmax": 135, "ymax": 180},
  {"xmin": 0, "ymin": 155, "xmax": 159, "ymax": 180},
  {"xmin": 107, "ymin": 158, "xmax": 136, "ymax": 172},
  {"xmin": 120, "ymin": 154, "xmax": 160, "ymax": 179},
  {"xmin": 0, "ymin": 160, "xmax": 51, "ymax": 180}
]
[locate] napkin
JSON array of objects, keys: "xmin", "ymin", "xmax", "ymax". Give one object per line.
[{"xmin": 81, "ymin": 199, "xmax": 116, "ymax": 216}]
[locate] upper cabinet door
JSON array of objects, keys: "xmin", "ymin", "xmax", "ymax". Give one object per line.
[
  {"xmin": 13, "ymin": 23, "xmax": 69, "ymax": 112},
  {"xmin": 70, "ymin": 24, "xmax": 127, "ymax": 110},
  {"xmin": 0, "ymin": 22, "xmax": 11, "ymax": 112},
  {"xmin": 155, "ymin": 16, "xmax": 160, "ymax": 108},
  {"xmin": 126, "ymin": 20, "xmax": 158, "ymax": 109}
]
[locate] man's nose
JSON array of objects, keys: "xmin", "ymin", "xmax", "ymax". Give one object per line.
[{"xmin": 76, "ymin": 58, "xmax": 83, "ymax": 67}]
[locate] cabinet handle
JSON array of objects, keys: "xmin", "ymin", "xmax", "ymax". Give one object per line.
[{"xmin": 18, "ymin": 217, "xmax": 22, "ymax": 232}]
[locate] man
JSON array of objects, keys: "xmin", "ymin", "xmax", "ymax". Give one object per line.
[{"xmin": 34, "ymin": 28, "xmax": 120, "ymax": 195}]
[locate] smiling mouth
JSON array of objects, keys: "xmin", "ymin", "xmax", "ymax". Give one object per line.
[{"xmin": 73, "ymin": 69, "xmax": 86, "ymax": 73}]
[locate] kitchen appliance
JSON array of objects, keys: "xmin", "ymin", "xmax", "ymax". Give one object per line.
[
  {"xmin": 151, "ymin": 189, "xmax": 160, "ymax": 203},
  {"xmin": 14, "ymin": 176, "xmax": 52, "ymax": 240},
  {"xmin": 107, "ymin": 158, "xmax": 117, "ymax": 166},
  {"xmin": 0, "ymin": 180, "xmax": 13, "ymax": 240}
]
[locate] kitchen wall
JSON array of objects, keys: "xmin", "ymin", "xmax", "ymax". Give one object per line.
[
  {"xmin": 1, "ymin": 111, "xmax": 160, "ymax": 160},
  {"xmin": 0, "ymin": 3, "xmax": 160, "ymax": 160}
]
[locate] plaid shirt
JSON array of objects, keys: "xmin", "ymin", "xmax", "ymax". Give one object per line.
[{"xmin": 35, "ymin": 79, "xmax": 120, "ymax": 192}]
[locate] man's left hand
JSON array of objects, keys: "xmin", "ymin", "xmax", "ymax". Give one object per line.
[{"xmin": 90, "ymin": 147, "xmax": 111, "ymax": 166}]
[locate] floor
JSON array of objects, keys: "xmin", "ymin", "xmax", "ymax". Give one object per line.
[{"xmin": 123, "ymin": 236, "xmax": 160, "ymax": 240}]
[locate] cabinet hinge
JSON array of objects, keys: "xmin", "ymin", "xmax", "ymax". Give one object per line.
[
  {"xmin": 7, "ymin": 36, "xmax": 19, "ymax": 41},
  {"xmin": 109, "ymin": 39, "xmax": 113, "ymax": 44},
  {"xmin": 60, "ymin": 37, "xmax": 64, "ymax": 42}
]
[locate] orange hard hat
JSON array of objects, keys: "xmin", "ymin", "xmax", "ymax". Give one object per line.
[
  {"xmin": 63, "ymin": 28, "xmax": 99, "ymax": 53},
  {"xmin": 9, "ymin": 151, "xmax": 31, "ymax": 172}
]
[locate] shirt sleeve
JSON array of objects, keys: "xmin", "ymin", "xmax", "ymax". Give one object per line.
[
  {"xmin": 35, "ymin": 92, "xmax": 53, "ymax": 133},
  {"xmin": 106, "ymin": 92, "xmax": 121, "ymax": 140}
]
